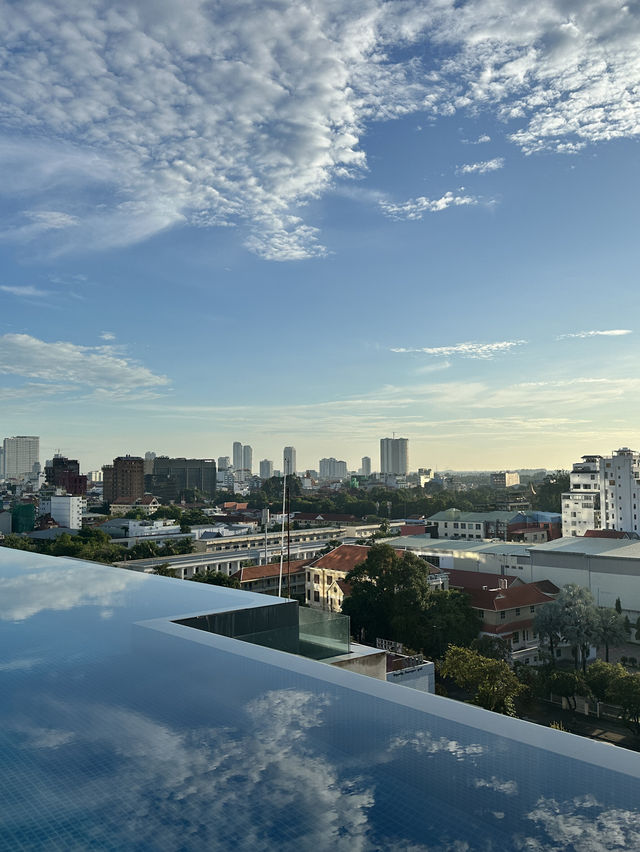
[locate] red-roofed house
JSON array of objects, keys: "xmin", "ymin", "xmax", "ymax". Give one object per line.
[{"xmin": 447, "ymin": 570, "xmax": 561, "ymax": 665}]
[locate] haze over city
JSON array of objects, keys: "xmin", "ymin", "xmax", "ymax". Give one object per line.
[{"xmin": 2, "ymin": 1, "xmax": 640, "ymax": 471}]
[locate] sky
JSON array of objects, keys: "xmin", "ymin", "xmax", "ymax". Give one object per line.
[{"xmin": 2, "ymin": 0, "xmax": 640, "ymax": 474}]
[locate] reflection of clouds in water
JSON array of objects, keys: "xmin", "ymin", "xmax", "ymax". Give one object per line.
[
  {"xmin": 389, "ymin": 731, "xmax": 486, "ymax": 760},
  {"xmin": 517, "ymin": 795, "xmax": 640, "ymax": 851},
  {"xmin": 474, "ymin": 777, "xmax": 518, "ymax": 796},
  {"xmin": 0, "ymin": 566, "xmax": 139, "ymax": 621},
  {"xmin": 0, "ymin": 656, "xmax": 42, "ymax": 671},
  {"xmin": 15, "ymin": 725, "xmax": 75, "ymax": 750},
  {"xmin": 12, "ymin": 689, "xmax": 374, "ymax": 851}
]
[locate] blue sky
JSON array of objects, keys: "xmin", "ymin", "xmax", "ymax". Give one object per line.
[{"xmin": 2, "ymin": 0, "xmax": 640, "ymax": 473}]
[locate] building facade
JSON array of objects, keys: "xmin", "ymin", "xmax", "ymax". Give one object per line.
[
  {"xmin": 102, "ymin": 456, "xmax": 145, "ymax": 504},
  {"xmin": 283, "ymin": 446, "xmax": 296, "ymax": 475},
  {"xmin": 2, "ymin": 436, "xmax": 39, "ymax": 480},
  {"xmin": 491, "ymin": 471, "xmax": 520, "ymax": 488},
  {"xmin": 259, "ymin": 459, "xmax": 274, "ymax": 479},
  {"xmin": 146, "ymin": 457, "xmax": 217, "ymax": 501},
  {"xmin": 45, "ymin": 455, "xmax": 87, "ymax": 495},
  {"xmin": 562, "ymin": 455, "xmax": 602, "ymax": 536},
  {"xmin": 380, "ymin": 437, "xmax": 408, "ymax": 476},
  {"xmin": 319, "ymin": 458, "xmax": 348, "ymax": 480},
  {"xmin": 361, "ymin": 456, "xmax": 371, "ymax": 476},
  {"xmin": 39, "ymin": 494, "xmax": 85, "ymax": 531}
]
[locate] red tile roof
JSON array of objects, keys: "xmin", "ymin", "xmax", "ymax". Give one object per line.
[
  {"xmin": 482, "ymin": 618, "xmax": 534, "ymax": 636},
  {"xmin": 310, "ymin": 544, "xmax": 371, "ymax": 572},
  {"xmin": 233, "ymin": 559, "xmax": 311, "ymax": 583},
  {"xmin": 467, "ymin": 583, "xmax": 556, "ymax": 612}
]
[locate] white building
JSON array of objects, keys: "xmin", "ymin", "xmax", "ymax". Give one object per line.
[
  {"xmin": 39, "ymin": 494, "xmax": 86, "ymax": 531},
  {"xmin": 491, "ymin": 471, "xmax": 520, "ymax": 488},
  {"xmin": 380, "ymin": 437, "xmax": 408, "ymax": 476},
  {"xmin": 319, "ymin": 458, "xmax": 348, "ymax": 480},
  {"xmin": 2, "ymin": 436, "xmax": 39, "ymax": 480},
  {"xmin": 232, "ymin": 442, "xmax": 243, "ymax": 472},
  {"xmin": 562, "ymin": 455, "xmax": 602, "ymax": 536},
  {"xmin": 563, "ymin": 448, "xmax": 640, "ymax": 536},
  {"xmin": 360, "ymin": 456, "xmax": 371, "ymax": 476}
]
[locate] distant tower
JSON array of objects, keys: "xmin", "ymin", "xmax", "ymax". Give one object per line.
[
  {"xmin": 2, "ymin": 436, "xmax": 39, "ymax": 480},
  {"xmin": 361, "ymin": 456, "xmax": 371, "ymax": 476},
  {"xmin": 217, "ymin": 456, "xmax": 230, "ymax": 471},
  {"xmin": 260, "ymin": 459, "xmax": 274, "ymax": 479},
  {"xmin": 283, "ymin": 446, "xmax": 296, "ymax": 476},
  {"xmin": 380, "ymin": 437, "xmax": 408, "ymax": 475},
  {"xmin": 242, "ymin": 445, "xmax": 253, "ymax": 475},
  {"xmin": 232, "ymin": 442, "xmax": 243, "ymax": 471}
]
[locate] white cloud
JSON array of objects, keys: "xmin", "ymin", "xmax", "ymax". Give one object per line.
[
  {"xmin": 379, "ymin": 191, "xmax": 477, "ymax": 220},
  {"xmin": 0, "ymin": 2, "xmax": 636, "ymax": 259},
  {"xmin": 463, "ymin": 134, "xmax": 491, "ymax": 145},
  {"xmin": 391, "ymin": 340, "xmax": 527, "ymax": 358},
  {"xmin": 558, "ymin": 329, "xmax": 633, "ymax": 339},
  {"xmin": 457, "ymin": 158, "xmax": 505, "ymax": 175},
  {"xmin": 0, "ymin": 285, "xmax": 50, "ymax": 298},
  {"xmin": 0, "ymin": 333, "xmax": 170, "ymax": 398},
  {"xmin": 100, "ymin": 332, "xmax": 116, "ymax": 341}
]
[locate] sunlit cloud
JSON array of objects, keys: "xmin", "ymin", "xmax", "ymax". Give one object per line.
[
  {"xmin": 457, "ymin": 158, "xmax": 504, "ymax": 175},
  {"xmin": 558, "ymin": 329, "xmax": 632, "ymax": 339},
  {"xmin": 379, "ymin": 192, "xmax": 477, "ymax": 221},
  {"xmin": 391, "ymin": 340, "xmax": 527, "ymax": 359}
]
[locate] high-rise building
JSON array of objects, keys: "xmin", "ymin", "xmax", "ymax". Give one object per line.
[
  {"xmin": 146, "ymin": 457, "xmax": 217, "ymax": 502},
  {"xmin": 242, "ymin": 445, "xmax": 253, "ymax": 475},
  {"xmin": 283, "ymin": 446, "xmax": 296, "ymax": 475},
  {"xmin": 259, "ymin": 459, "xmax": 274, "ymax": 479},
  {"xmin": 45, "ymin": 455, "xmax": 87, "ymax": 495},
  {"xmin": 217, "ymin": 456, "xmax": 230, "ymax": 471},
  {"xmin": 361, "ymin": 456, "xmax": 371, "ymax": 476},
  {"xmin": 2, "ymin": 436, "xmax": 39, "ymax": 480},
  {"xmin": 380, "ymin": 437, "xmax": 408, "ymax": 476},
  {"xmin": 319, "ymin": 458, "xmax": 348, "ymax": 480},
  {"xmin": 102, "ymin": 456, "xmax": 144, "ymax": 504},
  {"xmin": 491, "ymin": 471, "xmax": 520, "ymax": 488},
  {"xmin": 144, "ymin": 451, "xmax": 157, "ymax": 475},
  {"xmin": 232, "ymin": 442, "xmax": 243, "ymax": 471},
  {"xmin": 562, "ymin": 455, "xmax": 602, "ymax": 536}
]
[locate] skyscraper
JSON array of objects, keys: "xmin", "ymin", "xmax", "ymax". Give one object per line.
[
  {"xmin": 259, "ymin": 459, "xmax": 274, "ymax": 479},
  {"xmin": 232, "ymin": 442, "xmax": 243, "ymax": 471},
  {"xmin": 242, "ymin": 445, "xmax": 253, "ymax": 475},
  {"xmin": 283, "ymin": 446, "xmax": 296, "ymax": 475},
  {"xmin": 380, "ymin": 437, "xmax": 408, "ymax": 475},
  {"xmin": 45, "ymin": 455, "xmax": 87, "ymax": 495},
  {"xmin": 2, "ymin": 436, "xmax": 39, "ymax": 480},
  {"xmin": 361, "ymin": 456, "xmax": 371, "ymax": 476}
]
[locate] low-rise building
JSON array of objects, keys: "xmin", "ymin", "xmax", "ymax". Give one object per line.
[{"xmin": 109, "ymin": 496, "xmax": 161, "ymax": 516}]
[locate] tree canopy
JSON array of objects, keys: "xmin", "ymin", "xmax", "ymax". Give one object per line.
[
  {"xmin": 341, "ymin": 543, "xmax": 481, "ymax": 656},
  {"xmin": 441, "ymin": 645, "xmax": 524, "ymax": 715}
]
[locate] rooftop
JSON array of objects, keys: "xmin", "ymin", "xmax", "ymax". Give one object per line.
[{"xmin": 1, "ymin": 548, "xmax": 639, "ymax": 848}]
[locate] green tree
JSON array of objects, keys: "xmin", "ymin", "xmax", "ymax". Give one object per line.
[
  {"xmin": 471, "ymin": 635, "xmax": 510, "ymax": 661},
  {"xmin": 190, "ymin": 570, "xmax": 241, "ymax": 588},
  {"xmin": 555, "ymin": 584, "xmax": 599, "ymax": 672},
  {"xmin": 533, "ymin": 601, "xmax": 564, "ymax": 666},
  {"xmin": 547, "ymin": 669, "xmax": 586, "ymax": 711},
  {"xmin": 585, "ymin": 659, "xmax": 626, "ymax": 702},
  {"xmin": 423, "ymin": 590, "xmax": 482, "ymax": 658},
  {"xmin": 608, "ymin": 671, "xmax": 640, "ymax": 735},
  {"xmin": 440, "ymin": 646, "xmax": 524, "ymax": 716},
  {"xmin": 594, "ymin": 607, "xmax": 628, "ymax": 663},
  {"xmin": 0, "ymin": 534, "xmax": 36, "ymax": 551},
  {"xmin": 153, "ymin": 563, "xmax": 177, "ymax": 578}
]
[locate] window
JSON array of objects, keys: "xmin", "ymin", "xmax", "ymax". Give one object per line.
[
  {"xmin": 530, "ymin": 605, "xmax": 535, "ymax": 613},
  {"xmin": 460, "ymin": 523, "xmax": 466, "ymax": 529},
  {"xmin": 327, "ymin": 575, "xmax": 333, "ymax": 584},
  {"xmin": 515, "ymin": 608, "xmax": 520, "ymax": 616},
  {"xmin": 453, "ymin": 522, "xmax": 459, "ymax": 529},
  {"xmin": 306, "ymin": 572, "xmax": 310, "ymax": 581},
  {"xmin": 313, "ymin": 590, "xmax": 320, "ymax": 602},
  {"xmin": 314, "ymin": 574, "xmax": 320, "ymax": 584},
  {"xmin": 512, "ymin": 632, "xmax": 519, "ymax": 643},
  {"xmin": 500, "ymin": 611, "xmax": 506, "ymax": 620}
]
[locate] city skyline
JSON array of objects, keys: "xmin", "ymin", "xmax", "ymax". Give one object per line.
[{"xmin": 2, "ymin": 2, "xmax": 640, "ymax": 470}]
